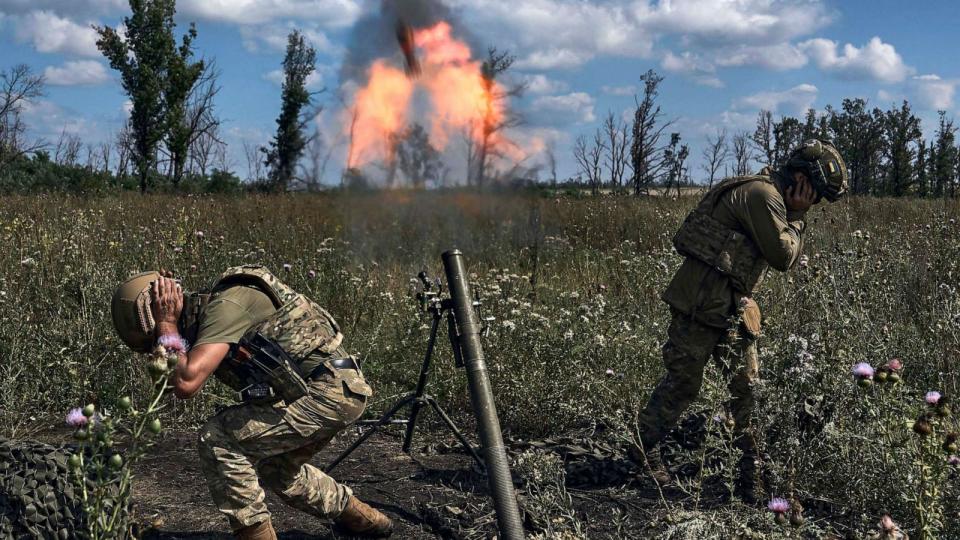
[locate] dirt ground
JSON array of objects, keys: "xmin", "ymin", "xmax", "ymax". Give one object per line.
[{"xmin": 116, "ymin": 426, "xmax": 664, "ymax": 540}]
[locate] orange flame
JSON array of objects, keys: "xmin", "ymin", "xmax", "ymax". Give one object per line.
[{"xmin": 345, "ymin": 21, "xmax": 519, "ymax": 173}]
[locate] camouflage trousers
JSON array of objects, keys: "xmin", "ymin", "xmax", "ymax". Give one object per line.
[
  {"xmin": 197, "ymin": 366, "xmax": 370, "ymax": 531},
  {"xmin": 637, "ymin": 308, "xmax": 760, "ymax": 456}
]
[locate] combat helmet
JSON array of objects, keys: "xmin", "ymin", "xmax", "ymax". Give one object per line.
[
  {"xmin": 784, "ymin": 139, "xmax": 848, "ymax": 202},
  {"xmin": 111, "ymin": 271, "xmax": 161, "ymax": 352}
]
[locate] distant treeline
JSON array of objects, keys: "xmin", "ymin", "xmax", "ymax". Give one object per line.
[{"xmin": 574, "ymin": 69, "xmax": 960, "ymax": 199}]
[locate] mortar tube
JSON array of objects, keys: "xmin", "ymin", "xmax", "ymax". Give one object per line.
[{"xmin": 442, "ymin": 249, "xmax": 525, "ymax": 540}]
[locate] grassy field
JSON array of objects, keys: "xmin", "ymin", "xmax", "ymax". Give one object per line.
[{"xmin": 1, "ymin": 191, "xmax": 959, "ymax": 538}]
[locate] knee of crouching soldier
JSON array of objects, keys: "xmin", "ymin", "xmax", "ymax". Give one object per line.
[{"xmin": 258, "ymin": 455, "xmax": 298, "ymax": 491}]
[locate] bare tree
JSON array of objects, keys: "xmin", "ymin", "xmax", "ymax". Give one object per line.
[
  {"xmin": 0, "ymin": 64, "xmax": 46, "ymax": 167},
  {"xmin": 54, "ymin": 128, "xmax": 83, "ymax": 166},
  {"xmin": 574, "ymin": 130, "xmax": 605, "ymax": 195},
  {"xmin": 701, "ymin": 128, "xmax": 729, "ymax": 187},
  {"xmin": 301, "ymin": 121, "xmax": 335, "ymax": 191},
  {"xmin": 114, "ymin": 123, "xmax": 135, "ymax": 183},
  {"xmin": 183, "ymin": 62, "xmax": 224, "ymax": 178},
  {"xmin": 243, "ymin": 139, "xmax": 265, "ymax": 182},
  {"xmin": 473, "ymin": 47, "xmax": 525, "ymax": 188},
  {"xmin": 630, "ymin": 69, "xmax": 673, "ymax": 196},
  {"xmin": 663, "ymin": 133, "xmax": 689, "ymax": 197},
  {"xmin": 733, "ymin": 131, "xmax": 753, "ymax": 176},
  {"xmin": 602, "ymin": 111, "xmax": 630, "ymax": 190},
  {"xmin": 752, "ymin": 109, "xmax": 775, "ymax": 168},
  {"xmin": 98, "ymin": 140, "xmax": 112, "ymax": 173}
]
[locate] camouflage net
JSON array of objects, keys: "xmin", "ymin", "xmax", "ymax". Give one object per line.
[{"xmin": 0, "ymin": 438, "xmax": 88, "ymax": 539}]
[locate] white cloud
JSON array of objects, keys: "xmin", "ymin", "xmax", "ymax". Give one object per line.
[
  {"xmin": 43, "ymin": 60, "xmax": 109, "ymax": 86},
  {"xmin": 602, "ymin": 85, "xmax": 638, "ymax": 97},
  {"xmin": 449, "ymin": 0, "xmax": 654, "ymax": 69},
  {"xmin": 633, "ymin": 0, "xmax": 833, "ymax": 47},
  {"xmin": 263, "ymin": 69, "xmax": 324, "ymax": 90},
  {"xmin": 911, "ymin": 74, "xmax": 957, "ymax": 111},
  {"xmin": 240, "ymin": 22, "xmax": 340, "ymax": 55},
  {"xmin": 21, "ymin": 99, "xmax": 90, "ymax": 136},
  {"xmin": 177, "ymin": 0, "xmax": 361, "ymax": 26},
  {"xmin": 661, "ymin": 51, "xmax": 723, "ymax": 88},
  {"xmin": 516, "ymin": 48, "xmax": 594, "ymax": 70},
  {"xmin": 714, "ymin": 43, "xmax": 808, "ymax": 70},
  {"xmin": 736, "ymin": 84, "xmax": 818, "ymax": 115},
  {"xmin": 531, "ymin": 92, "xmax": 596, "ymax": 125},
  {"xmin": 799, "ymin": 37, "xmax": 913, "ymax": 83},
  {"xmin": 0, "ymin": 0, "xmax": 124, "ymax": 16},
  {"xmin": 520, "ymin": 74, "xmax": 569, "ymax": 95},
  {"xmin": 448, "ymin": 0, "xmax": 833, "ymax": 77},
  {"xmin": 11, "ymin": 10, "xmax": 101, "ymax": 57}
]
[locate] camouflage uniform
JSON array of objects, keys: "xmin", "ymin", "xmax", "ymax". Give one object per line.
[
  {"xmin": 186, "ymin": 272, "xmax": 373, "ymax": 531},
  {"xmin": 637, "ymin": 170, "xmax": 807, "ymax": 480},
  {"xmin": 197, "ymin": 361, "xmax": 368, "ymax": 530}
]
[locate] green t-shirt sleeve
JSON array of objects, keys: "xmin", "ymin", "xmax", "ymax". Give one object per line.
[
  {"xmin": 194, "ymin": 298, "xmax": 259, "ymax": 346},
  {"xmin": 737, "ymin": 183, "xmax": 805, "ymax": 272}
]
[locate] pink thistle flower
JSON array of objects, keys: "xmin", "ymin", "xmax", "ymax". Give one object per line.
[
  {"xmin": 926, "ymin": 391, "xmax": 942, "ymax": 405},
  {"xmin": 887, "ymin": 358, "xmax": 902, "ymax": 371},
  {"xmin": 66, "ymin": 408, "xmax": 87, "ymax": 428},
  {"xmin": 194, "ymin": 231, "xmax": 204, "ymax": 239},
  {"xmin": 852, "ymin": 362, "xmax": 875, "ymax": 379},
  {"xmin": 880, "ymin": 514, "xmax": 897, "ymax": 532},
  {"xmin": 948, "ymin": 456, "xmax": 959, "ymax": 466},
  {"xmin": 308, "ymin": 270, "xmax": 317, "ymax": 279},
  {"xmin": 767, "ymin": 498, "xmax": 790, "ymax": 514}
]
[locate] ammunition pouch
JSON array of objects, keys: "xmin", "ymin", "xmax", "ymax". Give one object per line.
[
  {"xmin": 214, "ymin": 294, "xmax": 346, "ymax": 403},
  {"xmin": 672, "ymin": 176, "xmax": 770, "ymax": 294},
  {"xmin": 219, "ymin": 332, "xmax": 310, "ymax": 404}
]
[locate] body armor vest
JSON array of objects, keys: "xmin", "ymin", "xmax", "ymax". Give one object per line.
[
  {"xmin": 202, "ymin": 266, "xmax": 345, "ymax": 400},
  {"xmin": 672, "ymin": 175, "xmax": 772, "ymax": 294}
]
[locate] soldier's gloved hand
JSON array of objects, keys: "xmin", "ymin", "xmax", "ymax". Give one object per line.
[
  {"xmin": 785, "ymin": 176, "xmax": 817, "ymax": 214},
  {"xmin": 150, "ymin": 274, "xmax": 183, "ymax": 330}
]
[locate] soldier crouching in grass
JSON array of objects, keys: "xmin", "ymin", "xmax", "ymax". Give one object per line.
[
  {"xmin": 630, "ymin": 140, "xmax": 849, "ymax": 503},
  {"xmin": 110, "ymin": 265, "xmax": 393, "ymax": 539}
]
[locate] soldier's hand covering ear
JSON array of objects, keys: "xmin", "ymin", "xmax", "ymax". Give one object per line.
[
  {"xmin": 150, "ymin": 275, "xmax": 183, "ymax": 328},
  {"xmin": 785, "ymin": 176, "xmax": 817, "ymax": 213}
]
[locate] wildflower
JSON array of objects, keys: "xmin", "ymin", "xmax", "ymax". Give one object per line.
[
  {"xmin": 605, "ymin": 368, "xmax": 615, "ymax": 377},
  {"xmin": 283, "ymin": 263, "xmax": 292, "ymax": 272},
  {"xmin": 308, "ymin": 270, "xmax": 317, "ymax": 279},
  {"xmin": 886, "ymin": 358, "xmax": 902, "ymax": 371},
  {"xmin": 852, "ymin": 362, "xmax": 875, "ymax": 379},
  {"xmin": 768, "ymin": 498, "xmax": 790, "ymax": 514},
  {"xmin": 949, "ymin": 456, "xmax": 960, "ymax": 466},
  {"xmin": 925, "ymin": 391, "xmax": 942, "ymax": 405},
  {"xmin": 880, "ymin": 514, "xmax": 897, "ymax": 532},
  {"xmin": 798, "ymin": 254, "xmax": 809, "ymax": 268},
  {"xmin": 66, "ymin": 408, "xmax": 87, "ymax": 428},
  {"xmin": 194, "ymin": 230, "xmax": 204, "ymax": 239}
]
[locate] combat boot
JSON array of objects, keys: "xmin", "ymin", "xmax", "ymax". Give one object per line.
[
  {"xmin": 234, "ymin": 518, "xmax": 277, "ymax": 540},
  {"xmin": 333, "ymin": 495, "xmax": 394, "ymax": 538},
  {"xmin": 627, "ymin": 443, "xmax": 672, "ymax": 486}
]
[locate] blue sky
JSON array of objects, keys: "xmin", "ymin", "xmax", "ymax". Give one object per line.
[{"xmin": 2, "ymin": 0, "xmax": 959, "ymax": 184}]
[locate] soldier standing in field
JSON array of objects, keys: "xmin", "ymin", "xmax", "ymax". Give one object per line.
[
  {"xmin": 110, "ymin": 266, "xmax": 394, "ymax": 539},
  {"xmin": 631, "ymin": 140, "xmax": 849, "ymax": 502}
]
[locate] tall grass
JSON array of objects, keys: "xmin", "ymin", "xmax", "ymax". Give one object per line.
[{"xmin": 1, "ymin": 192, "xmax": 958, "ymax": 536}]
